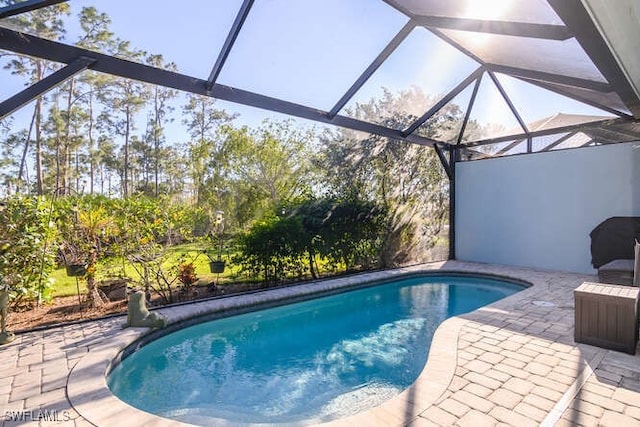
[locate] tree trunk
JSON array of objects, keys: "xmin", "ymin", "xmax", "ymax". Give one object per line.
[
  {"xmin": 54, "ymin": 125, "xmax": 61, "ymax": 192},
  {"xmin": 308, "ymin": 251, "xmax": 318, "ymax": 279},
  {"xmin": 100, "ymin": 164, "xmax": 104, "ymax": 194},
  {"xmin": 88, "ymin": 95, "xmax": 95, "ymax": 194},
  {"xmin": 154, "ymin": 87, "xmax": 160, "ymax": 197},
  {"xmin": 64, "ymin": 78, "xmax": 75, "ymax": 193},
  {"xmin": 33, "ymin": 61, "xmax": 45, "ymax": 195},
  {"xmin": 75, "ymin": 150, "xmax": 80, "ymax": 191},
  {"xmin": 17, "ymin": 107, "xmax": 37, "ymax": 190},
  {"xmin": 85, "ymin": 250, "xmax": 105, "ymax": 307},
  {"xmin": 124, "ymin": 104, "xmax": 130, "ymax": 197},
  {"xmin": 34, "ymin": 99, "xmax": 44, "ymax": 195}
]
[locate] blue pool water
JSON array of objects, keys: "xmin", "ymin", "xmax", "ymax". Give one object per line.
[{"xmin": 108, "ymin": 275, "xmax": 523, "ymax": 425}]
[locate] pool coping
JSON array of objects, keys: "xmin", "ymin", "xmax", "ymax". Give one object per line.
[{"xmin": 67, "ymin": 262, "xmax": 538, "ymax": 426}]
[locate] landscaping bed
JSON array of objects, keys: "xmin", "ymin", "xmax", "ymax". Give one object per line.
[{"xmin": 6, "ymin": 281, "xmax": 266, "ymax": 332}]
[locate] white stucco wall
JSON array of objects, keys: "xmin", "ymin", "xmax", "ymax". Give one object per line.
[{"xmin": 455, "ymin": 142, "xmax": 640, "ymax": 274}]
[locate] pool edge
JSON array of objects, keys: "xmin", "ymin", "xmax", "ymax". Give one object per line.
[
  {"xmin": 108, "ymin": 268, "xmax": 532, "ymax": 373},
  {"xmin": 67, "ymin": 261, "xmax": 535, "ymax": 427}
]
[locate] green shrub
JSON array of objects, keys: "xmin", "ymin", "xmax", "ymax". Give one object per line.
[
  {"xmin": 0, "ymin": 196, "xmax": 58, "ymax": 308},
  {"xmin": 300, "ymin": 198, "xmax": 387, "ymax": 271},
  {"xmin": 234, "ymin": 215, "xmax": 307, "ymax": 284},
  {"xmin": 235, "ymin": 198, "xmax": 388, "ymax": 284}
]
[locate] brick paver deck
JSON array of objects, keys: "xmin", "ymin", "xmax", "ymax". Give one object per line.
[{"xmin": 1, "ymin": 261, "xmax": 639, "ymax": 426}]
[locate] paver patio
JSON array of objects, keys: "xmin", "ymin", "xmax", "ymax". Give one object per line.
[{"xmin": 1, "ymin": 261, "xmax": 639, "ymax": 426}]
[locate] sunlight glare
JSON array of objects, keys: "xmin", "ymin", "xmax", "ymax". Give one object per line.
[
  {"xmin": 464, "ymin": 0, "xmax": 514, "ymax": 21},
  {"xmin": 467, "ymin": 77, "xmax": 522, "ymax": 139},
  {"xmin": 418, "ymin": 38, "xmax": 467, "ymax": 96},
  {"xmin": 485, "ymin": 83, "xmax": 513, "ymax": 129},
  {"xmin": 453, "ymin": 0, "xmax": 516, "ymax": 49}
]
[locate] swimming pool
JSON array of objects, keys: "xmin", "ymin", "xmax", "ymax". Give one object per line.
[{"xmin": 107, "ymin": 274, "xmax": 524, "ymax": 425}]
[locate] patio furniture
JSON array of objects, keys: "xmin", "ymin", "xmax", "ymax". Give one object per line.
[
  {"xmin": 590, "ymin": 217, "xmax": 640, "ymax": 269},
  {"xmin": 635, "ymin": 240, "xmax": 640, "ymax": 287},
  {"xmin": 574, "ymin": 282, "xmax": 638, "ymax": 354},
  {"xmin": 590, "ymin": 217, "xmax": 640, "ymax": 286},
  {"xmin": 598, "ymin": 259, "xmax": 634, "ymax": 286}
]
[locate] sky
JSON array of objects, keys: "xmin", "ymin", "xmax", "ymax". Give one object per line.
[{"xmin": 0, "ymin": 0, "xmax": 617, "ymax": 147}]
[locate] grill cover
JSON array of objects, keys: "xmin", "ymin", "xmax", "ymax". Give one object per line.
[{"xmin": 590, "ymin": 217, "xmax": 640, "ymax": 268}]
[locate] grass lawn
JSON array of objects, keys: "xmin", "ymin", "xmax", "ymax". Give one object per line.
[{"xmin": 51, "ymin": 242, "xmax": 242, "ymax": 297}]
